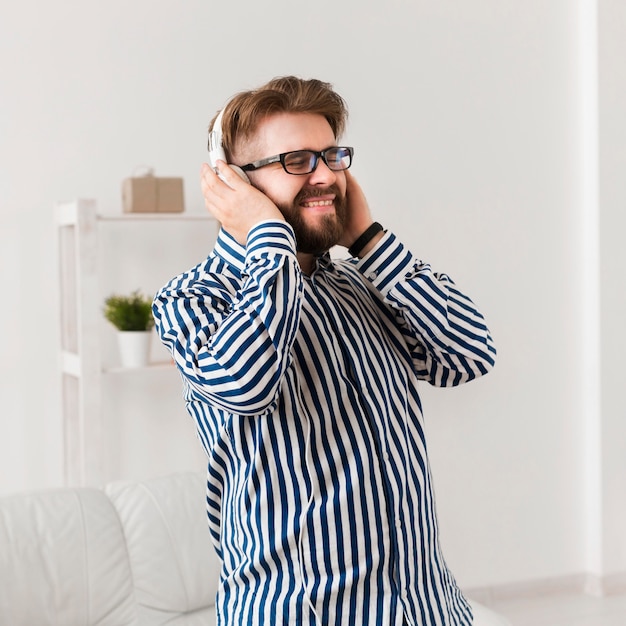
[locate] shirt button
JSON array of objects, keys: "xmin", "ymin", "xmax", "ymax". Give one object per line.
[
  {"xmin": 395, "ymin": 519, "xmax": 402, "ymax": 530},
  {"xmin": 367, "ymin": 271, "xmax": 377, "ymax": 280}
]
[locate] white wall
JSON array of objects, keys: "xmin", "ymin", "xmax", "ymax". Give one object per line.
[
  {"xmin": 0, "ymin": 0, "xmax": 624, "ymax": 592},
  {"xmin": 598, "ymin": 0, "xmax": 626, "ymax": 581}
]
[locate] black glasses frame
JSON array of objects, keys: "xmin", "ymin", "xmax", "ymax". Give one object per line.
[{"xmin": 240, "ymin": 146, "xmax": 354, "ymax": 175}]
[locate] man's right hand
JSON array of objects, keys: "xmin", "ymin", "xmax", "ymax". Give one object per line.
[{"xmin": 200, "ymin": 161, "xmax": 285, "ymax": 246}]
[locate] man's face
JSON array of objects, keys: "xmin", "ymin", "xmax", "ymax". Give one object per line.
[{"xmin": 234, "ymin": 112, "xmax": 348, "ymax": 255}]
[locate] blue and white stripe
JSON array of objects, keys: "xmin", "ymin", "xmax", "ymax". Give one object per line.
[{"xmin": 153, "ymin": 220, "xmax": 496, "ymax": 626}]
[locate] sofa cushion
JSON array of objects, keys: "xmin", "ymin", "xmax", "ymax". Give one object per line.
[
  {"xmin": 105, "ymin": 471, "xmax": 219, "ymax": 625},
  {"xmin": 0, "ymin": 487, "xmax": 136, "ymax": 625}
]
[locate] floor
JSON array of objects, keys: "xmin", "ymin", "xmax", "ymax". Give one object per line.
[{"xmin": 487, "ymin": 591, "xmax": 626, "ymax": 626}]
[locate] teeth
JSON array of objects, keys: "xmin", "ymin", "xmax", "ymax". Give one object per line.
[{"xmin": 303, "ymin": 199, "xmax": 333, "ymax": 207}]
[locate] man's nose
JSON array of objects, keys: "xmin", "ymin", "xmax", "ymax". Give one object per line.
[{"xmin": 307, "ymin": 158, "xmax": 337, "ymax": 186}]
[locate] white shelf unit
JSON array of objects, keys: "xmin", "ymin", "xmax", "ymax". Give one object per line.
[{"xmin": 56, "ymin": 199, "xmax": 216, "ymax": 487}]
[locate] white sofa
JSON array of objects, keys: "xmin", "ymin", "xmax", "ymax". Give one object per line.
[
  {"xmin": 0, "ymin": 471, "xmax": 219, "ymax": 625},
  {"xmin": 0, "ymin": 471, "xmax": 509, "ymax": 625}
]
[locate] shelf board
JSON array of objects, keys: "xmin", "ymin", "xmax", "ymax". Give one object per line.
[
  {"xmin": 97, "ymin": 213, "xmax": 214, "ymax": 222},
  {"xmin": 103, "ymin": 361, "xmax": 175, "ymax": 374},
  {"xmin": 62, "ymin": 352, "xmax": 176, "ymax": 376}
]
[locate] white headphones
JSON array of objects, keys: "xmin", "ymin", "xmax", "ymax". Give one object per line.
[{"xmin": 207, "ymin": 108, "xmax": 250, "ymax": 184}]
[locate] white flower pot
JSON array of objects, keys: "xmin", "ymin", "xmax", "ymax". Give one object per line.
[{"xmin": 117, "ymin": 330, "xmax": 152, "ymax": 368}]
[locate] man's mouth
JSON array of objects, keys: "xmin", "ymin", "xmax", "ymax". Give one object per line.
[{"xmin": 301, "ymin": 199, "xmax": 334, "ymax": 208}]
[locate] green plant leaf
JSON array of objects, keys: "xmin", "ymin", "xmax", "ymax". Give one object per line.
[{"xmin": 103, "ymin": 290, "xmax": 155, "ymax": 331}]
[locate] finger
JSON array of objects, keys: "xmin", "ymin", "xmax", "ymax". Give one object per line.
[
  {"xmin": 200, "ymin": 162, "xmax": 224, "ymax": 187},
  {"xmin": 200, "ymin": 163, "xmax": 231, "ymax": 202},
  {"xmin": 344, "ymin": 168, "xmax": 360, "ymax": 194},
  {"xmin": 200, "ymin": 162, "xmax": 217, "ymax": 191}
]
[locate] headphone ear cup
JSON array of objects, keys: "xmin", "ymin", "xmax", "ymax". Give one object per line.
[
  {"xmin": 216, "ymin": 164, "xmax": 251, "ymax": 187},
  {"xmin": 229, "ymin": 165, "xmax": 251, "ymax": 184}
]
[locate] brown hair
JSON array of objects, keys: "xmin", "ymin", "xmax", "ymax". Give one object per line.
[{"xmin": 209, "ymin": 76, "xmax": 348, "ymax": 159}]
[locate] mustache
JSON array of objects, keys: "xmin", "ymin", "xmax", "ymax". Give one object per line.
[{"xmin": 295, "ymin": 184, "xmax": 342, "ymax": 203}]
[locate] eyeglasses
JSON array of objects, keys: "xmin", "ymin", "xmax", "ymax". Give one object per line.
[{"xmin": 240, "ymin": 146, "xmax": 354, "ymax": 175}]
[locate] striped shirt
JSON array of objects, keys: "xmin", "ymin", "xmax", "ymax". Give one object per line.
[{"xmin": 153, "ymin": 220, "xmax": 496, "ymax": 626}]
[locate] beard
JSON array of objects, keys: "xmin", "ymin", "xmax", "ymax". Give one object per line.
[{"xmin": 276, "ymin": 185, "xmax": 348, "ymax": 255}]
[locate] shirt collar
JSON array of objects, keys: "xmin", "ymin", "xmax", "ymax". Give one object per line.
[{"xmin": 314, "ymin": 251, "xmax": 334, "ymax": 272}]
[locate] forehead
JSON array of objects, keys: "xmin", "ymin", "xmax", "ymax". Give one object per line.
[{"xmin": 242, "ymin": 112, "xmax": 336, "ymax": 159}]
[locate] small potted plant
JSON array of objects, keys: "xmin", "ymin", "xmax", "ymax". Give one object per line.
[{"xmin": 103, "ymin": 290, "xmax": 155, "ymax": 367}]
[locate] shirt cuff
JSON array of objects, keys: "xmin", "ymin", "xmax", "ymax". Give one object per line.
[
  {"xmin": 355, "ymin": 231, "xmax": 416, "ymax": 293},
  {"xmin": 246, "ymin": 220, "xmax": 298, "ymax": 262}
]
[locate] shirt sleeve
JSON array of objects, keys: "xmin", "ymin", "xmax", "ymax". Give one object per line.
[
  {"xmin": 355, "ymin": 231, "xmax": 496, "ymax": 387},
  {"xmin": 152, "ymin": 221, "xmax": 304, "ymax": 415}
]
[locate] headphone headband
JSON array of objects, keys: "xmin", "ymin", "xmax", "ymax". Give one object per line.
[{"xmin": 208, "ymin": 108, "xmax": 227, "ymax": 167}]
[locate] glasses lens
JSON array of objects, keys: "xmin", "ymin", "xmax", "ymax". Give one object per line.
[
  {"xmin": 324, "ymin": 147, "xmax": 352, "ymax": 171},
  {"xmin": 283, "ymin": 151, "xmax": 317, "ymax": 174}
]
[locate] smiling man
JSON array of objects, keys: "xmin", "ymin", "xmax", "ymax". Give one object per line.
[{"xmin": 153, "ymin": 76, "xmax": 498, "ymax": 626}]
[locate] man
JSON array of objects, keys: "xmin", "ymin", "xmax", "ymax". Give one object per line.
[{"xmin": 153, "ymin": 76, "xmax": 497, "ymax": 625}]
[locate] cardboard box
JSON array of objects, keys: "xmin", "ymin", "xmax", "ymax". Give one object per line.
[{"xmin": 122, "ymin": 175, "xmax": 184, "ymax": 213}]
